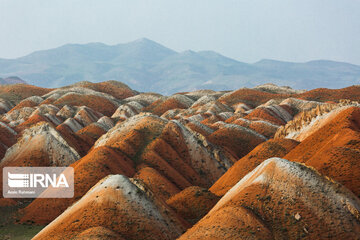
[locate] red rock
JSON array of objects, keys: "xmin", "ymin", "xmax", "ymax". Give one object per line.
[
  {"xmin": 210, "ymin": 138, "xmax": 299, "ymax": 196},
  {"xmin": 180, "ymin": 158, "xmax": 360, "ymax": 239},
  {"xmin": 73, "ymin": 226, "xmax": 125, "ymax": 240},
  {"xmin": 284, "ymin": 106, "xmax": 360, "ymax": 197},
  {"xmin": 218, "ymin": 88, "xmax": 286, "ymax": 107},
  {"xmin": 53, "ymin": 94, "xmax": 117, "ymax": 116},
  {"xmin": 207, "ymin": 124, "xmax": 266, "ymax": 159},
  {"xmin": 72, "ymin": 81, "xmax": 136, "ymax": 99},
  {"xmin": 166, "ymin": 186, "xmax": 220, "ymax": 224},
  {"xmin": 32, "ymin": 175, "xmax": 188, "ymax": 240},
  {"xmin": 134, "ymin": 166, "xmax": 181, "ymax": 201},
  {"xmin": 21, "ymin": 146, "xmax": 135, "ymax": 224},
  {"xmin": 295, "ymin": 85, "xmax": 360, "ymax": 102},
  {"xmin": 245, "ymin": 108, "xmax": 286, "ymax": 125},
  {"xmin": 0, "ymin": 84, "xmax": 51, "ymax": 102},
  {"xmin": 144, "ymin": 95, "xmax": 194, "ymax": 116}
]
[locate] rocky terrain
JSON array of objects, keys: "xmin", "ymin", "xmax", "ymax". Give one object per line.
[{"xmin": 0, "ymin": 81, "xmax": 360, "ymax": 239}]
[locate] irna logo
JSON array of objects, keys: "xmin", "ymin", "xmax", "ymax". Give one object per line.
[
  {"xmin": 3, "ymin": 167, "xmax": 74, "ymax": 198},
  {"xmin": 8, "ymin": 172, "xmax": 69, "ymax": 188}
]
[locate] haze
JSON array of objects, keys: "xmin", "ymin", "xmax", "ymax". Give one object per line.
[{"xmin": 0, "ymin": 0, "xmax": 359, "ymax": 64}]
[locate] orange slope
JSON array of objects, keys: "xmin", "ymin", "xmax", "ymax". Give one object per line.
[
  {"xmin": 180, "ymin": 158, "xmax": 360, "ymax": 239},
  {"xmin": 32, "ymin": 175, "xmax": 188, "ymax": 240},
  {"xmin": 210, "ymin": 138, "xmax": 299, "ymax": 196},
  {"xmin": 20, "ymin": 146, "xmax": 135, "ymax": 224},
  {"xmin": 284, "ymin": 106, "xmax": 360, "ymax": 197}
]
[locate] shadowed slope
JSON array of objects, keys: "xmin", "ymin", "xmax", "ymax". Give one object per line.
[
  {"xmin": 207, "ymin": 124, "xmax": 266, "ymax": 159},
  {"xmin": 166, "ymin": 186, "xmax": 220, "ymax": 225},
  {"xmin": 0, "ymin": 122, "xmax": 17, "ymax": 159},
  {"xmin": 134, "ymin": 167, "xmax": 181, "ymax": 201},
  {"xmin": 210, "ymin": 138, "xmax": 299, "ymax": 196},
  {"xmin": 95, "ymin": 114, "xmax": 235, "ymax": 189}
]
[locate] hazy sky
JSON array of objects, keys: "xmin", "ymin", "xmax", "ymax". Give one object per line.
[{"xmin": 0, "ymin": 0, "xmax": 360, "ymax": 64}]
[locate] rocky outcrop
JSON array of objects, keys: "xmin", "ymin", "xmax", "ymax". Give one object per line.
[
  {"xmin": 274, "ymin": 100, "xmax": 359, "ymax": 140},
  {"xmin": 0, "ymin": 122, "xmax": 80, "ymax": 167},
  {"xmin": 253, "ymin": 83, "xmax": 305, "ymax": 94}
]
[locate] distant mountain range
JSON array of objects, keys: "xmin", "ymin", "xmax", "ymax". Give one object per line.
[
  {"xmin": 0, "ymin": 76, "xmax": 26, "ymax": 85},
  {"xmin": 0, "ymin": 38, "xmax": 359, "ymax": 94}
]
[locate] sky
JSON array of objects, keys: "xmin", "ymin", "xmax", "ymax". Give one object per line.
[{"xmin": 0, "ymin": 0, "xmax": 360, "ymax": 64}]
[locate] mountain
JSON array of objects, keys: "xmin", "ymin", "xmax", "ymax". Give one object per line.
[
  {"xmin": 0, "ymin": 76, "xmax": 26, "ymax": 85},
  {"xmin": 0, "ymin": 38, "xmax": 359, "ymax": 94}
]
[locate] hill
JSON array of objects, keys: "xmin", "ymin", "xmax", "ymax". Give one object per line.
[{"xmin": 1, "ymin": 82, "xmax": 360, "ymax": 239}]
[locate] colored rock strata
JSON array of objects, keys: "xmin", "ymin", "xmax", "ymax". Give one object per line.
[{"xmin": 1, "ymin": 82, "xmax": 360, "ymax": 239}]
